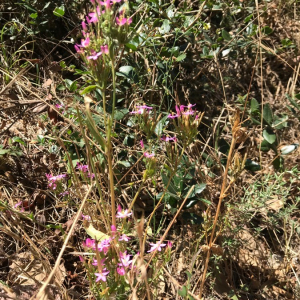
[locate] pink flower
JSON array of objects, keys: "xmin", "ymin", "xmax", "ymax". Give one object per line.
[
  {"xmin": 182, "ymin": 110, "xmax": 195, "ymax": 115},
  {"xmin": 76, "ymin": 163, "xmax": 89, "ymax": 172},
  {"xmin": 81, "ymin": 214, "xmax": 91, "ymax": 221},
  {"xmin": 14, "ymin": 201, "xmax": 23, "ymax": 209},
  {"xmin": 167, "ymin": 114, "xmax": 180, "ymax": 119},
  {"xmin": 87, "ymin": 172, "xmax": 95, "ymax": 179},
  {"xmin": 79, "ymin": 256, "xmax": 84, "ymax": 262},
  {"xmin": 81, "ymin": 21, "xmax": 87, "ymax": 31},
  {"xmin": 119, "ymin": 234, "xmax": 130, "ymax": 242},
  {"xmin": 119, "ymin": 251, "xmax": 132, "ymax": 267},
  {"xmin": 59, "ymin": 191, "xmax": 69, "ymax": 196},
  {"xmin": 111, "ymin": 0, "xmax": 122, "ymax": 3},
  {"xmin": 74, "ymin": 45, "xmax": 83, "ymax": 53},
  {"xmin": 95, "ymin": 269, "xmax": 109, "ymax": 282},
  {"xmin": 100, "ymin": 0, "xmax": 111, "ymax": 8},
  {"xmin": 130, "ymin": 108, "xmax": 144, "ymax": 114},
  {"xmin": 117, "ymin": 266, "xmax": 125, "ymax": 275},
  {"xmin": 111, "ymin": 225, "xmax": 117, "ymax": 235},
  {"xmin": 167, "ymin": 241, "xmax": 172, "ymax": 249},
  {"xmin": 135, "ymin": 105, "xmax": 152, "ymax": 110},
  {"xmin": 116, "ymin": 205, "xmax": 132, "ymax": 218},
  {"xmin": 95, "ymin": 238, "xmax": 111, "ymax": 254},
  {"xmin": 116, "ymin": 16, "xmax": 132, "ymax": 26},
  {"xmin": 88, "ymin": 7, "xmax": 103, "ymax": 23},
  {"xmin": 101, "ymin": 44, "xmax": 109, "ymax": 54},
  {"xmin": 161, "ymin": 136, "xmax": 177, "ymax": 142},
  {"xmin": 144, "ymin": 152, "xmax": 155, "ymax": 158},
  {"xmin": 92, "ymin": 258, "xmax": 106, "ymax": 267},
  {"xmin": 55, "ymin": 104, "xmax": 64, "ymax": 109},
  {"xmin": 140, "ymin": 140, "xmax": 144, "ymax": 149},
  {"xmin": 82, "ymin": 238, "xmax": 96, "ymax": 248},
  {"xmin": 87, "ymin": 50, "xmax": 102, "ymax": 60},
  {"xmin": 46, "ymin": 173, "xmax": 66, "ymax": 190},
  {"xmin": 79, "ymin": 37, "xmax": 90, "ymax": 48},
  {"xmin": 147, "ymin": 241, "xmax": 166, "ymax": 253}
]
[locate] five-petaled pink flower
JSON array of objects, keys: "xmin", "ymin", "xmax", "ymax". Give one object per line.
[
  {"xmin": 116, "ymin": 15, "xmax": 132, "ymax": 26},
  {"xmin": 119, "ymin": 234, "xmax": 130, "ymax": 242},
  {"xmin": 116, "ymin": 205, "xmax": 132, "ymax": 218},
  {"xmin": 88, "ymin": 6, "xmax": 103, "ymax": 23},
  {"xmin": 147, "ymin": 241, "xmax": 166, "ymax": 253},
  {"xmin": 144, "ymin": 152, "xmax": 155, "ymax": 158},
  {"xmin": 87, "ymin": 50, "xmax": 102, "ymax": 60},
  {"xmin": 76, "ymin": 163, "xmax": 89, "ymax": 172},
  {"xmin": 117, "ymin": 266, "xmax": 125, "ymax": 275},
  {"xmin": 95, "ymin": 269, "xmax": 110, "ymax": 282},
  {"xmin": 161, "ymin": 136, "xmax": 177, "ymax": 142},
  {"xmin": 119, "ymin": 251, "xmax": 132, "ymax": 267},
  {"xmin": 82, "ymin": 238, "xmax": 96, "ymax": 248},
  {"xmin": 81, "ymin": 214, "xmax": 91, "ymax": 221}
]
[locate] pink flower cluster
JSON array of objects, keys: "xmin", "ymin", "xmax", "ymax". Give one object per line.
[
  {"xmin": 76, "ymin": 163, "xmax": 95, "ymax": 179},
  {"xmin": 168, "ymin": 104, "xmax": 196, "ymax": 119},
  {"xmin": 45, "ymin": 173, "xmax": 66, "ymax": 190}
]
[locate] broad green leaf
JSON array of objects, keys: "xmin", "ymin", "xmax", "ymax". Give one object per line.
[
  {"xmin": 53, "ymin": 6, "xmax": 65, "ymax": 17},
  {"xmin": 263, "ymin": 128, "xmax": 276, "ymax": 144},
  {"xmin": 176, "ymin": 53, "xmax": 186, "ymax": 62},
  {"xmin": 250, "ymin": 98, "xmax": 259, "ymax": 113},
  {"xmin": 84, "ymin": 223, "xmax": 109, "ymax": 241},
  {"xmin": 114, "ymin": 108, "xmax": 129, "ymax": 121},
  {"xmin": 222, "ymin": 29, "xmax": 231, "ymax": 41},
  {"xmin": 272, "ymin": 115, "xmax": 288, "ymax": 129},
  {"xmin": 244, "ymin": 14, "xmax": 253, "ymax": 23},
  {"xmin": 117, "ymin": 161, "xmax": 131, "ymax": 168},
  {"xmin": 30, "ymin": 13, "xmax": 38, "ymax": 19},
  {"xmin": 245, "ymin": 159, "xmax": 261, "ymax": 171},
  {"xmin": 159, "ymin": 19, "xmax": 170, "ymax": 34},
  {"xmin": 178, "ymin": 285, "xmax": 187, "ymax": 297},
  {"xmin": 12, "ymin": 136, "xmax": 25, "ymax": 145},
  {"xmin": 262, "ymin": 26, "xmax": 273, "ymax": 35},
  {"xmin": 260, "ymin": 139, "xmax": 271, "ymax": 152},
  {"xmin": 263, "ymin": 103, "xmax": 273, "ymax": 125},
  {"xmin": 0, "ymin": 149, "xmax": 10, "ymax": 155},
  {"xmin": 155, "ymin": 115, "xmax": 168, "ymax": 136}
]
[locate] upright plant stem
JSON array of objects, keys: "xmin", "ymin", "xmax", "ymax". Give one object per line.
[{"xmin": 198, "ymin": 124, "xmax": 238, "ymax": 298}]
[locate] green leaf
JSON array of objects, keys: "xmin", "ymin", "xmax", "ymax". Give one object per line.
[
  {"xmin": 262, "ymin": 26, "xmax": 273, "ymax": 35},
  {"xmin": 178, "ymin": 285, "xmax": 187, "ymax": 297},
  {"xmin": 12, "ymin": 136, "xmax": 25, "ymax": 145},
  {"xmin": 263, "ymin": 103, "xmax": 273, "ymax": 125},
  {"xmin": 117, "ymin": 161, "xmax": 131, "ymax": 168},
  {"xmin": 222, "ymin": 29, "xmax": 231, "ymax": 41},
  {"xmin": 244, "ymin": 14, "xmax": 253, "ymax": 23},
  {"xmin": 176, "ymin": 53, "xmax": 186, "ymax": 62},
  {"xmin": 53, "ymin": 6, "xmax": 65, "ymax": 17},
  {"xmin": 80, "ymin": 85, "xmax": 98, "ymax": 95},
  {"xmin": 245, "ymin": 159, "xmax": 261, "ymax": 171},
  {"xmin": 161, "ymin": 173, "xmax": 178, "ymax": 195},
  {"xmin": 263, "ymin": 128, "xmax": 276, "ymax": 144},
  {"xmin": 30, "ymin": 13, "xmax": 38, "ymax": 19},
  {"xmin": 159, "ymin": 19, "xmax": 171, "ymax": 34},
  {"xmin": 182, "ymin": 212, "xmax": 204, "ymax": 225},
  {"xmin": 114, "ymin": 108, "xmax": 129, "ymax": 121},
  {"xmin": 155, "ymin": 115, "xmax": 168, "ymax": 136},
  {"xmin": 272, "ymin": 115, "xmax": 288, "ymax": 129},
  {"xmin": 0, "ymin": 149, "xmax": 10, "ymax": 155},
  {"xmin": 260, "ymin": 139, "xmax": 271, "ymax": 152},
  {"xmin": 250, "ymin": 98, "xmax": 259, "ymax": 113}
]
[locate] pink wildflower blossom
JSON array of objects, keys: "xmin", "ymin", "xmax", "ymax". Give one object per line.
[
  {"xmin": 81, "ymin": 21, "xmax": 87, "ymax": 31},
  {"xmin": 87, "ymin": 50, "xmax": 102, "ymax": 60},
  {"xmin": 81, "ymin": 214, "xmax": 91, "ymax": 221},
  {"xmin": 95, "ymin": 269, "xmax": 109, "ymax": 282},
  {"xmin": 117, "ymin": 266, "xmax": 125, "ymax": 275},
  {"xmin": 111, "ymin": 0, "xmax": 122, "ymax": 3},
  {"xmin": 140, "ymin": 140, "xmax": 144, "ymax": 149},
  {"xmin": 161, "ymin": 136, "xmax": 177, "ymax": 142},
  {"xmin": 101, "ymin": 44, "xmax": 109, "ymax": 54},
  {"xmin": 147, "ymin": 241, "xmax": 166, "ymax": 253},
  {"xmin": 92, "ymin": 258, "xmax": 106, "ymax": 267},
  {"xmin": 119, "ymin": 251, "xmax": 132, "ymax": 267},
  {"xmin": 82, "ymin": 238, "xmax": 96, "ymax": 248},
  {"xmin": 144, "ymin": 152, "xmax": 155, "ymax": 158},
  {"xmin": 182, "ymin": 110, "xmax": 195, "ymax": 115},
  {"xmin": 59, "ymin": 191, "xmax": 69, "ymax": 197},
  {"xmin": 111, "ymin": 225, "xmax": 117, "ymax": 236},
  {"xmin": 77, "ymin": 37, "xmax": 90, "ymax": 48},
  {"xmin": 116, "ymin": 205, "xmax": 132, "ymax": 218},
  {"xmin": 167, "ymin": 114, "xmax": 180, "ymax": 119},
  {"xmin": 88, "ymin": 7, "xmax": 103, "ymax": 24},
  {"xmin": 135, "ymin": 105, "xmax": 152, "ymax": 110},
  {"xmin": 119, "ymin": 234, "xmax": 130, "ymax": 242},
  {"xmin": 167, "ymin": 241, "xmax": 172, "ymax": 249},
  {"xmin": 87, "ymin": 172, "xmax": 95, "ymax": 179},
  {"xmin": 100, "ymin": 0, "xmax": 111, "ymax": 8},
  {"xmin": 76, "ymin": 163, "xmax": 89, "ymax": 172},
  {"xmin": 116, "ymin": 15, "xmax": 132, "ymax": 26}
]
